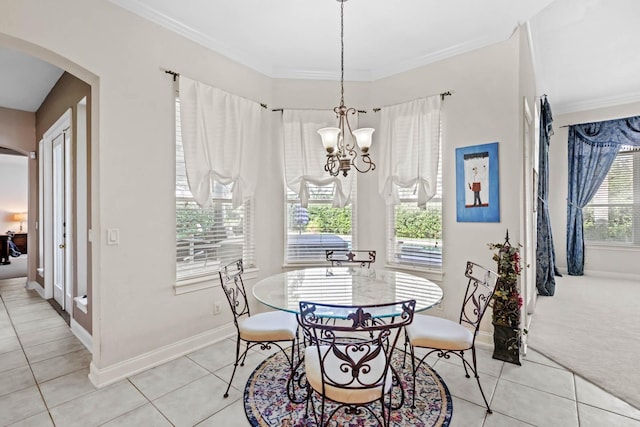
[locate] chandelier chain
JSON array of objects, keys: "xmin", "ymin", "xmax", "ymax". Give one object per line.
[
  {"xmin": 318, "ymin": 0, "xmax": 375, "ymax": 177},
  {"xmin": 340, "ymin": 0, "xmax": 345, "ymax": 107}
]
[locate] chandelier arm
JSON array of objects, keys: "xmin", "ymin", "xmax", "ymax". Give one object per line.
[{"xmin": 351, "ymin": 154, "xmax": 376, "ymax": 174}]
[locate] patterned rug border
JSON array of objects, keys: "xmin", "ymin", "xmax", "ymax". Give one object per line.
[{"xmin": 244, "ymin": 349, "xmax": 452, "ymax": 427}]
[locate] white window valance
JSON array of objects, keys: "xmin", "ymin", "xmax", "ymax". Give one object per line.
[
  {"xmin": 282, "ymin": 109, "xmax": 355, "ymax": 208},
  {"xmin": 378, "ymin": 95, "xmax": 441, "ymax": 207},
  {"xmin": 179, "ymin": 76, "xmax": 262, "ymax": 208}
]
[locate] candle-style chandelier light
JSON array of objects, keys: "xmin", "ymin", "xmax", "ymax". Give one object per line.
[{"xmin": 318, "ymin": 0, "xmax": 375, "ymax": 177}]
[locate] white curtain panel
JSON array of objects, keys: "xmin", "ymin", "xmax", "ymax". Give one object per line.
[
  {"xmin": 179, "ymin": 76, "xmax": 262, "ymax": 208},
  {"xmin": 282, "ymin": 109, "xmax": 354, "ymax": 208},
  {"xmin": 378, "ymin": 96, "xmax": 441, "ymax": 207}
]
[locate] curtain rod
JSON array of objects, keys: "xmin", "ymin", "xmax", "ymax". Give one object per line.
[
  {"xmin": 372, "ymin": 90, "xmax": 453, "ymax": 112},
  {"xmin": 163, "ymin": 69, "xmax": 268, "ymax": 109},
  {"xmin": 559, "ymin": 114, "xmax": 640, "ymax": 129},
  {"xmin": 270, "ymin": 108, "xmax": 367, "ymax": 114}
]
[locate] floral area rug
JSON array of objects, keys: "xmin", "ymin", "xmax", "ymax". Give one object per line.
[{"xmin": 244, "ymin": 349, "xmax": 452, "ymax": 426}]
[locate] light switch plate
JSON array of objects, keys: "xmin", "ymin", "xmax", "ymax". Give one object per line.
[{"xmin": 107, "ymin": 228, "xmax": 119, "ymax": 245}]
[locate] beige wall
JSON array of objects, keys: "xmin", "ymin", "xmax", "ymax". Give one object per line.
[
  {"xmin": 372, "ymin": 36, "xmax": 522, "ymax": 323},
  {"xmin": 549, "ymin": 102, "xmax": 640, "ymax": 279},
  {"xmin": 0, "ymin": 154, "xmax": 28, "ymax": 233},
  {"xmin": 36, "ymin": 71, "xmax": 92, "ymax": 332},
  {"xmin": 0, "ymin": 107, "xmax": 35, "ymax": 152},
  {"xmin": 1, "ymin": 0, "xmax": 273, "ymax": 383},
  {"xmin": 0, "ymin": 107, "xmax": 36, "ymax": 280},
  {"xmin": 0, "ymin": 0, "xmax": 531, "ymax": 385}
]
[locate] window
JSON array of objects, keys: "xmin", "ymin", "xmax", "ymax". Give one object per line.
[
  {"xmin": 584, "ymin": 146, "xmax": 640, "ymax": 245},
  {"xmin": 387, "ymin": 141, "xmax": 442, "ymax": 269},
  {"xmin": 285, "ymin": 183, "xmax": 356, "ymax": 264},
  {"xmin": 176, "ymin": 99, "xmax": 255, "ymax": 281}
]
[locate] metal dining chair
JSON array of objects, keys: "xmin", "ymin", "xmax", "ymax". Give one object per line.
[
  {"xmin": 404, "ymin": 261, "xmax": 498, "ymax": 412},
  {"xmin": 218, "ymin": 259, "xmax": 298, "ymax": 398},
  {"xmin": 298, "ymin": 299, "xmax": 416, "ymax": 427},
  {"xmin": 325, "ymin": 249, "xmax": 376, "ymax": 268}
]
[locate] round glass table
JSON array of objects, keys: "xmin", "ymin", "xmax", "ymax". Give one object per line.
[{"xmin": 253, "ymin": 266, "xmax": 443, "ymax": 316}]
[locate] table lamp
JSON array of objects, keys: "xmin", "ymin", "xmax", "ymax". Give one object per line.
[{"xmin": 13, "ymin": 212, "xmax": 27, "ymax": 232}]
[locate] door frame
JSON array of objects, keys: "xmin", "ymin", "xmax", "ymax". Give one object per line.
[{"xmin": 41, "ymin": 108, "xmax": 73, "ymax": 311}]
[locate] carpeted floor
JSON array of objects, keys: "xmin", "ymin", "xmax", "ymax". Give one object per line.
[
  {"xmin": 0, "ymin": 254, "xmax": 27, "ymax": 280},
  {"xmin": 528, "ymin": 274, "xmax": 640, "ymax": 410},
  {"xmin": 244, "ymin": 349, "xmax": 452, "ymax": 426}
]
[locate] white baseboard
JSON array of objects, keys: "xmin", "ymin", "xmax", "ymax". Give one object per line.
[
  {"xmin": 26, "ymin": 281, "xmax": 45, "ymax": 298},
  {"xmin": 476, "ymin": 331, "xmax": 494, "ymax": 348},
  {"xmin": 71, "ymin": 319, "xmax": 93, "ymax": 354},
  {"xmin": 88, "ymin": 324, "xmax": 235, "ymax": 388}
]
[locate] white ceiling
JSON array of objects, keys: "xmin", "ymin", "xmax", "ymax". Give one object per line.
[
  {"xmin": 1, "ymin": 0, "xmax": 640, "ymax": 114},
  {"xmin": 0, "ymin": 47, "xmax": 64, "ymax": 112}
]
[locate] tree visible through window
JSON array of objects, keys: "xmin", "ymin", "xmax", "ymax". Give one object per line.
[
  {"xmin": 387, "ymin": 136, "xmax": 442, "ymax": 269},
  {"xmin": 584, "ymin": 146, "xmax": 640, "ymax": 245},
  {"xmin": 175, "ymin": 99, "xmax": 254, "ymax": 281},
  {"xmin": 285, "ymin": 184, "xmax": 354, "ymax": 263},
  {"xmin": 388, "ymin": 188, "xmax": 442, "ymax": 268}
]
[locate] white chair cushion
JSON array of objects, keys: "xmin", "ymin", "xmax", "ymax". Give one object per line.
[
  {"xmin": 405, "ymin": 314, "xmax": 474, "ymax": 351},
  {"xmin": 238, "ymin": 311, "xmax": 297, "ymax": 342},
  {"xmin": 304, "ymin": 345, "xmax": 392, "ymax": 405}
]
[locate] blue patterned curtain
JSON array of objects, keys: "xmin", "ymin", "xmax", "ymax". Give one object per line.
[
  {"xmin": 567, "ymin": 116, "xmax": 640, "ymax": 275},
  {"xmin": 536, "ymin": 97, "xmax": 560, "ymax": 296}
]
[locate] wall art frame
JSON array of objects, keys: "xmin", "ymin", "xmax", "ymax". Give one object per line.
[{"xmin": 455, "ymin": 142, "xmax": 500, "ymax": 222}]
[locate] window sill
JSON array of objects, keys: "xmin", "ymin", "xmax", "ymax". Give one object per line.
[
  {"xmin": 585, "ymin": 243, "xmax": 640, "ymax": 252},
  {"xmin": 384, "ymin": 263, "xmax": 444, "ymax": 282},
  {"xmin": 175, "ymin": 267, "xmax": 259, "ymax": 295}
]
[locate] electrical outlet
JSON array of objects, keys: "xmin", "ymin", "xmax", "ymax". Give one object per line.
[{"xmin": 214, "ymin": 302, "xmax": 222, "ymax": 315}]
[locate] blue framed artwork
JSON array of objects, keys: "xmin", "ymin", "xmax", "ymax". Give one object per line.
[{"xmin": 455, "ymin": 142, "xmax": 500, "ymax": 222}]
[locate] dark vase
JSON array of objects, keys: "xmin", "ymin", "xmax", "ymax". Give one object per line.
[{"xmin": 492, "ymin": 323, "xmax": 521, "ymax": 365}]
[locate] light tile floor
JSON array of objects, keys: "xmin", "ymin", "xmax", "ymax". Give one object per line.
[{"xmin": 2, "ymin": 276, "xmax": 640, "ymax": 426}]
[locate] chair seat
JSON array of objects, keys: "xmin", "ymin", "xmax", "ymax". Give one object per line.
[
  {"xmin": 238, "ymin": 311, "xmax": 297, "ymax": 342},
  {"xmin": 405, "ymin": 314, "xmax": 473, "ymax": 351},
  {"xmin": 305, "ymin": 345, "xmax": 392, "ymax": 405}
]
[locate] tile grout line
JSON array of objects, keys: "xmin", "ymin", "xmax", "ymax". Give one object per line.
[{"xmin": 1, "ymin": 282, "xmax": 57, "ymax": 426}]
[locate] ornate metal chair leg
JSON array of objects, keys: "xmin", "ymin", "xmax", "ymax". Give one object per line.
[
  {"xmin": 471, "ymin": 347, "xmax": 492, "ymax": 413},
  {"xmin": 224, "ymin": 337, "xmax": 242, "ymax": 398},
  {"xmin": 411, "ymin": 346, "xmax": 418, "ymax": 408},
  {"xmin": 461, "ymin": 350, "xmax": 471, "ymax": 378},
  {"xmin": 402, "ymin": 332, "xmax": 409, "ymax": 368}
]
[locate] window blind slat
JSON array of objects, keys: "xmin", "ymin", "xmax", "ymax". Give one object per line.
[
  {"xmin": 584, "ymin": 147, "xmax": 639, "ymax": 245},
  {"xmin": 175, "ymin": 98, "xmax": 255, "ymax": 280},
  {"xmin": 387, "ymin": 120, "xmax": 443, "ymax": 268},
  {"xmin": 285, "ymin": 183, "xmax": 356, "ymax": 263}
]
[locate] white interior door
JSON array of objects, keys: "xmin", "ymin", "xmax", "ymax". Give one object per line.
[
  {"xmin": 43, "ymin": 109, "xmax": 72, "ymax": 311},
  {"xmin": 52, "ymin": 131, "xmax": 66, "ymax": 308}
]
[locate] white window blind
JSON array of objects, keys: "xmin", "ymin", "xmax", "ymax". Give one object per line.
[
  {"xmin": 386, "ymin": 131, "xmax": 442, "ymax": 269},
  {"xmin": 285, "ymin": 182, "xmax": 356, "ymax": 264},
  {"xmin": 176, "ymin": 99, "xmax": 255, "ymax": 281},
  {"xmin": 584, "ymin": 145, "xmax": 640, "ymax": 245}
]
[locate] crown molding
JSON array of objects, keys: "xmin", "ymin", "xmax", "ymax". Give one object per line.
[
  {"xmin": 109, "ymin": 0, "xmax": 515, "ymax": 83},
  {"xmin": 553, "ymin": 91, "xmax": 640, "ymax": 115},
  {"xmin": 109, "ymin": 0, "xmax": 275, "ymax": 77},
  {"xmin": 370, "ymin": 33, "xmax": 508, "ymax": 81}
]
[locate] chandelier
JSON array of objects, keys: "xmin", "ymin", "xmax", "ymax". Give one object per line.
[{"xmin": 318, "ymin": 0, "xmax": 375, "ymax": 177}]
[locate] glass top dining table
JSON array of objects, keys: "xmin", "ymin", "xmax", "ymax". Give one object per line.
[{"xmin": 252, "ymin": 266, "xmax": 443, "ymax": 316}]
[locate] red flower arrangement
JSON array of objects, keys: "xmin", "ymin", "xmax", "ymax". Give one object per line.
[{"xmin": 488, "ymin": 239, "xmax": 522, "ymax": 329}]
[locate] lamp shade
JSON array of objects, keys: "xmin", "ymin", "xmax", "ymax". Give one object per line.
[
  {"xmin": 13, "ymin": 212, "xmax": 27, "ymax": 222},
  {"xmin": 352, "ymin": 128, "xmax": 375, "ymax": 152},
  {"xmin": 318, "ymin": 127, "xmax": 341, "ymax": 153}
]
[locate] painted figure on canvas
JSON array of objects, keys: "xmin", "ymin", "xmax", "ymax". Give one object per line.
[{"xmin": 464, "ymin": 152, "xmax": 489, "ymax": 208}]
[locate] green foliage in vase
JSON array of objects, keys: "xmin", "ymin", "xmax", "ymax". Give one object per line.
[{"xmin": 488, "ymin": 240, "xmax": 523, "ymax": 330}]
